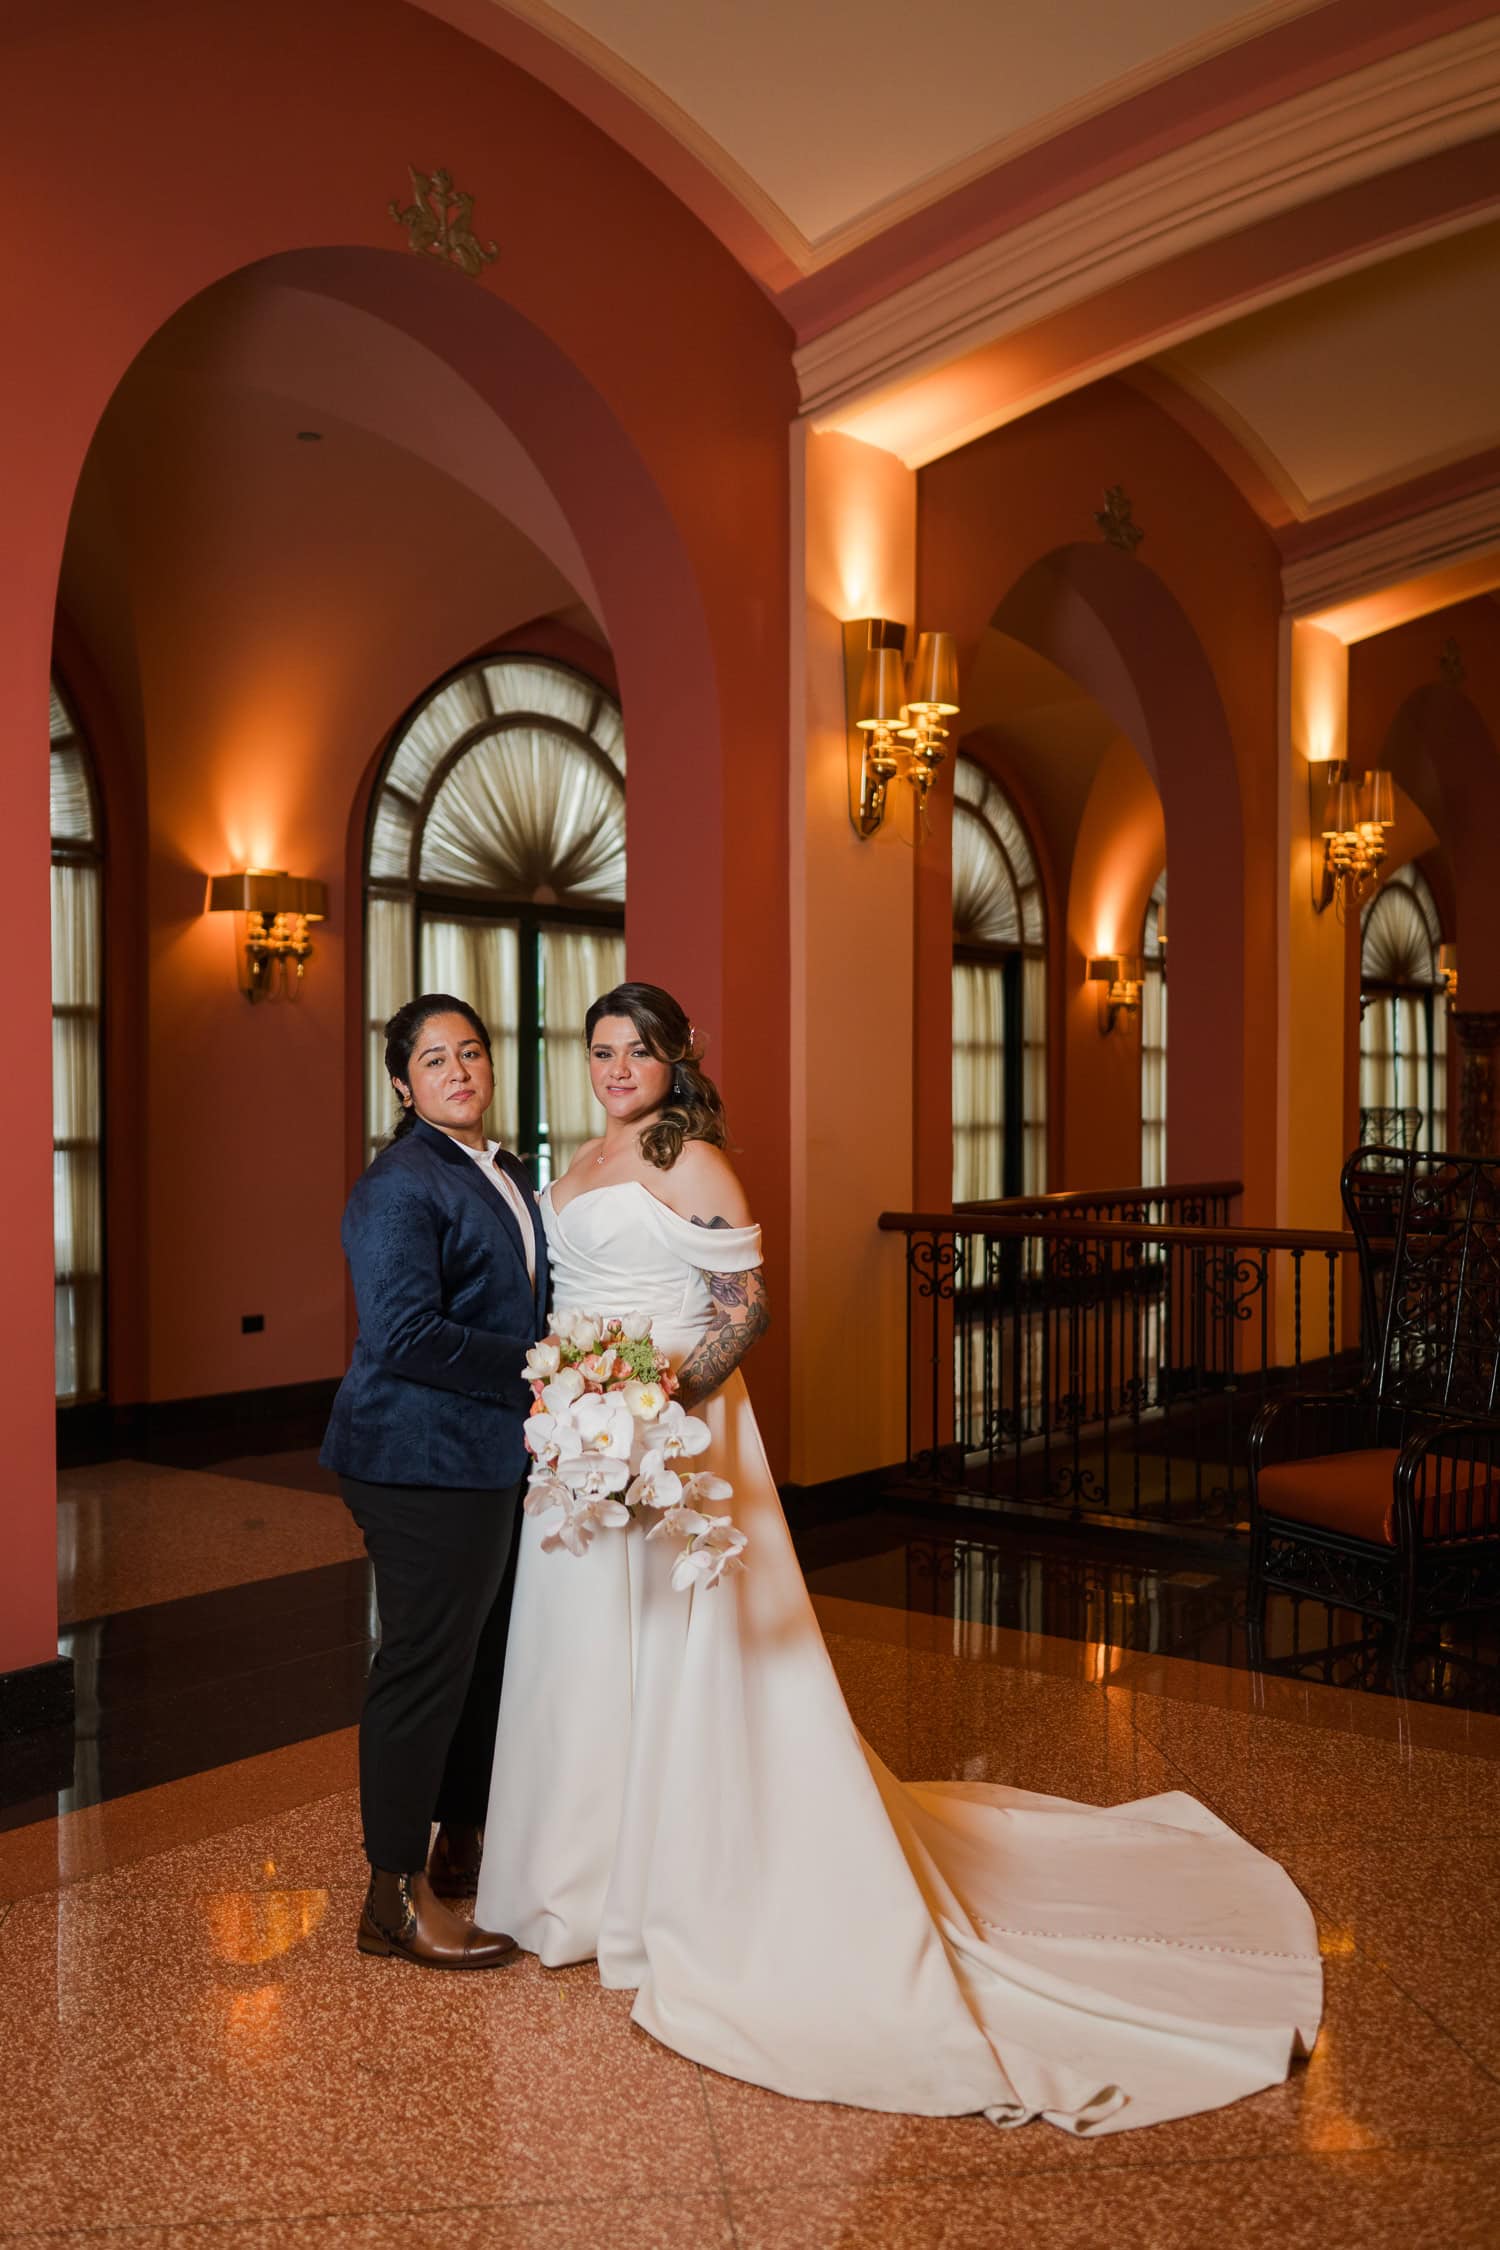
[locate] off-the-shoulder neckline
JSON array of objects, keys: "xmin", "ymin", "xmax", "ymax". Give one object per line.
[{"xmin": 543, "ymin": 1178, "xmax": 757, "ymax": 1233}]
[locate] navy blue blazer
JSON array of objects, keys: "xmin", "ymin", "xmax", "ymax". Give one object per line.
[{"xmin": 320, "ymin": 1118, "xmax": 549, "ymax": 1491}]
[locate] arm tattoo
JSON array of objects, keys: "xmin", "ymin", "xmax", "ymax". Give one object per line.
[{"xmin": 675, "ymin": 1230, "xmax": 770, "ymax": 1407}]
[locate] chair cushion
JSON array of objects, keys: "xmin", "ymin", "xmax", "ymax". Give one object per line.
[{"xmin": 1257, "ymin": 1449, "xmax": 1401, "ymax": 1546}]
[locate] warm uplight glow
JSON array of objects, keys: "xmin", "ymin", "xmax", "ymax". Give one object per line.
[
  {"xmin": 205, "ymin": 1889, "xmax": 328, "ymax": 1967},
  {"xmin": 1307, "ymin": 552, "xmax": 1500, "ymax": 646}
]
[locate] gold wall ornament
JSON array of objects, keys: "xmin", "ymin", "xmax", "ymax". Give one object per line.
[
  {"xmin": 1094, "ymin": 486, "xmax": 1144, "ymax": 553},
  {"xmin": 1440, "ymin": 636, "xmax": 1466, "ymax": 687},
  {"xmin": 388, "ymin": 166, "xmax": 498, "ymax": 278}
]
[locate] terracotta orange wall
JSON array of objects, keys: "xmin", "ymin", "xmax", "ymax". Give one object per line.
[
  {"xmin": 1063, "ymin": 737, "xmax": 1166, "ymax": 1189},
  {"xmin": 917, "ymin": 379, "xmax": 1281, "ymax": 1214},
  {"xmin": 0, "ymin": 0, "xmax": 795, "ymax": 1674},
  {"xmin": 67, "ymin": 398, "xmax": 589, "ymax": 1402}
]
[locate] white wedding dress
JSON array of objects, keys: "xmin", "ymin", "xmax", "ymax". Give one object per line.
[{"xmin": 478, "ymin": 1181, "xmax": 1322, "ymax": 2133}]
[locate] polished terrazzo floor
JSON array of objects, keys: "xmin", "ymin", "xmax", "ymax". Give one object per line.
[
  {"xmin": 4, "ymin": 1599, "xmax": 1500, "ymax": 2245},
  {"xmin": 3, "ymin": 1453, "xmax": 1499, "ymax": 2243}
]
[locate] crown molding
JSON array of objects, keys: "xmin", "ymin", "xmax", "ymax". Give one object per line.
[
  {"xmin": 796, "ymin": 16, "xmax": 1500, "ymax": 428},
  {"xmin": 1282, "ymin": 484, "xmax": 1500, "ymax": 617}
]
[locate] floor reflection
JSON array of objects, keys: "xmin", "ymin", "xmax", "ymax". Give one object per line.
[
  {"xmin": 798, "ymin": 1508, "xmax": 1500, "ymax": 1714},
  {"xmin": 12, "ymin": 1464, "xmax": 1499, "ymax": 1834}
]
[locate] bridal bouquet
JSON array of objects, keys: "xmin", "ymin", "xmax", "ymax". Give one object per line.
[{"xmin": 520, "ymin": 1312, "xmax": 748, "ymax": 1590}]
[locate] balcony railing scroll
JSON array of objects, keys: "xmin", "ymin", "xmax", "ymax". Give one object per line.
[{"xmin": 879, "ymin": 1184, "xmax": 1370, "ymax": 1536}]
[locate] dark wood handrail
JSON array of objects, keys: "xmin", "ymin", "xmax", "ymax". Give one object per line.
[
  {"xmin": 879, "ymin": 1210, "xmax": 1361, "ymax": 1254},
  {"xmin": 955, "ymin": 1178, "xmax": 1241, "ymax": 1214}
]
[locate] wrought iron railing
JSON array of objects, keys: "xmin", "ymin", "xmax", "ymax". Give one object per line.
[
  {"xmin": 956, "ymin": 1179, "xmax": 1240, "ymax": 1227},
  {"xmin": 878, "ymin": 1202, "xmax": 1367, "ymax": 1536}
]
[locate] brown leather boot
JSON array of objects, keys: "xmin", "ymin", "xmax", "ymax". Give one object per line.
[
  {"xmin": 357, "ymin": 1867, "xmax": 517, "ymax": 1970},
  {"xmin": 427, "ymin": 1821, "xmax": 484, "ymax": 1900}
]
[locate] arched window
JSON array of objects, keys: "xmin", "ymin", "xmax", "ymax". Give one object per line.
[
  {"xmin": 1141, "ymin": 869, "xmax": 1167, "ymax": 1189},
  {"xmin": 951, "ymin": 757, "xmax": 1047, "ymax": 1199},
  {"xmin": 364, "ymin": 655, "xmax": 625, "ymax": 1180},
  {"xmin": 50, "ymin": 679, "xmax": 104, "ymax": 1403},
  {"xmin": 1360, "ymin": 863, "xmax": 1447, "ymax": 1153}
]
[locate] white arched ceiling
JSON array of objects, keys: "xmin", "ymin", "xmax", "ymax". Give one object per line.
[
  {"xmin": 421, "ymin": 0, "xmax": 1327, "ymax": 266},
  {"xmin": 1155, "ymin": 219, "xmax": 1500, "ymax": 520}
]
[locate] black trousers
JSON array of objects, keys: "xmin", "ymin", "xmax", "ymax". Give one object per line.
[{"xmin": 340, "ymin": 1474, "xmax": 522, "ymax": 1873}]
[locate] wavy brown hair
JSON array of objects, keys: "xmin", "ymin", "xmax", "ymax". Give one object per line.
[{"xmin": 585, "ymin": 982, "xmax": 728, "ymax": 1171}]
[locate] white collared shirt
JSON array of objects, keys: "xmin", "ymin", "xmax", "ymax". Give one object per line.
[{"xmin": 458, "ymin": 1137, "xmax": 538, "ymax": 1286}]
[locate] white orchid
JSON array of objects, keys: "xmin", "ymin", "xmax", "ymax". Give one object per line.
[
  {"xmin": 523, "ymin": 1338, "xmax": 562, "ymax": 1384},
  {"xmin": 521, "ymin": 1470, "xmax": 573, "ymax": 1520},
  {"xmin": 573, "ymin": 1391, "xmax": 636, "ymax": 1462},
  {"xmin": 539, "ymin": 1489, "xmax": 630, "ymax": 1557},
  {"xmin": 670, "ymin": 1516, "xmax": 748, "ymax": 1592},
  {"xmin": 645, "ymin": 1502, "xmax": 710, "ymax": 1545},
  {"xmin": 523, "ymin": 1412, "xmax": 584, "ymax": 1470},
  {"xmin": 623, "ymin": 1377, "xmax": 667, "ymax": 1423},
  {"xmin": 559, "ymin": 1455, "xmax": 631, "ymax": 1500},
  {"xmin": 678, "ymin": 1471, "xmax": 734, "ymax": 1506},
  {"xmin": 643, "ymin": 1402, "xmax": 711, "ymax": 1465},
  {"xmin": 630, "ymin": 1464, "xmax": 686, "ymax": 1514},
  {"xmin": 541, "ymin": 1367, "xmax": 585, "ymax": 1416}
]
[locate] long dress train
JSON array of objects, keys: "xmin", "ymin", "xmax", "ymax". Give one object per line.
[{"xmin": 478, "ymin": 1182, "xmax": 1322, "ymax": 2133}]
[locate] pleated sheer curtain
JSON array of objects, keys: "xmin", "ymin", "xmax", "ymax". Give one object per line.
[
  {"xmin": 1141, "ymin": 872, "xmax": 1168, "ymax": 1191},
  {"xmin": 50, "ymin": 683, "xmax": 104, "ymax": 1402},
  {"xmin": 951, "ymin": 757, "xmax": 1047, "ymax": 1201},
  {"xmin": 364, "ymin": 657, "xmax": 626, "ymax": 1177},
  {"xmin": 1359, "ymin": 866, "xmax": 1447, "ymax": 1152}
]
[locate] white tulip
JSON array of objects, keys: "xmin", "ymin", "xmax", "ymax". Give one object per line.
[
  {"xmin": 523, "ymin": 1339, "xmax": 562, "ymax": 1383},
  {"xmin": 541, "ymin": 1368, "xmax": 585, "ymax": 1416},
  {"xmin": 621, "ymin": 1311, "xmax": 653, "ymax": 1342},
  {"xmin": 623, "ymin": 1378, "xmax": 666, "ymax": 1422}
]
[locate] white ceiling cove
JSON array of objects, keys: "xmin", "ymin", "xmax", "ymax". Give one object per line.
[
  {"xmin": 477, "ymin": 0, "xmax": 1323, "ymax": 258},
  {"xmin": 1157, "ymin": 219, "xmax": 1500, "ymax": 518}
]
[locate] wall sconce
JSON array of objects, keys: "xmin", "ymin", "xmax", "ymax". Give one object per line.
[
  {"xmin": 1088, "ymin": 954, "xmax": 1144, "ymax": 1034},
  {"xmin": 843, "ymin": 618, "xmax": 960, "ymax": 840},
  {"xmin": 1440, "ymin": 942, "xmax": 1459, "ymax": 1009},
  {"xmin": 207, "ymin": 869, "xmax": 327, "ymax": 1002},
  {"xmin": 1311, "ymin": 762, "xmax": 1394, "ymax": 915}
]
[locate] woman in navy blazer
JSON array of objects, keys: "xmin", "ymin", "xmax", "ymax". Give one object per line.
[{"xmin": 322, "ymin": 992, "xmax": 548, "ymax": 1969}]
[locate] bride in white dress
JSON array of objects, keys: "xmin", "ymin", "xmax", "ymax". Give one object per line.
[{"xmin": 478, "ymin": 983, "xmax": 1322, "ymax": 2134}]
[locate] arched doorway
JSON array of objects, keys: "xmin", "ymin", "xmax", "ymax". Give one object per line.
[{"xmin": 985, "ymin": 542, "xmax": 1245, "ymax": 1189}]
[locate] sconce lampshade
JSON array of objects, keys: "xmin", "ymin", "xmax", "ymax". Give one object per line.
[
  {"xmin": 1086, "ymin": 955, "xmax": 1124, "ymax": 985},
  {"xmin": 905, "ymin": 630, "xmax": 960, "ymax": 714},
  {"xmin": 1362, "ymin": 769, "xmax": 1395, "ymax": 827},
  {"xmin": 207, "ymin": 869, "xmax": 327, "ymax": 921},
  {"xmin": 856, "ymin": 647, "xmax": 909, "ymax": 730},
  {"xmin": 1321, "ymin": 778, "xmax": 1356, "ymax": 837}
]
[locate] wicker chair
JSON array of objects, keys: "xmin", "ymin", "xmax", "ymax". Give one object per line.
[{"xmin": 1248, "ymin": 1147, "xmax": 1500, "ymax": 1678}]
